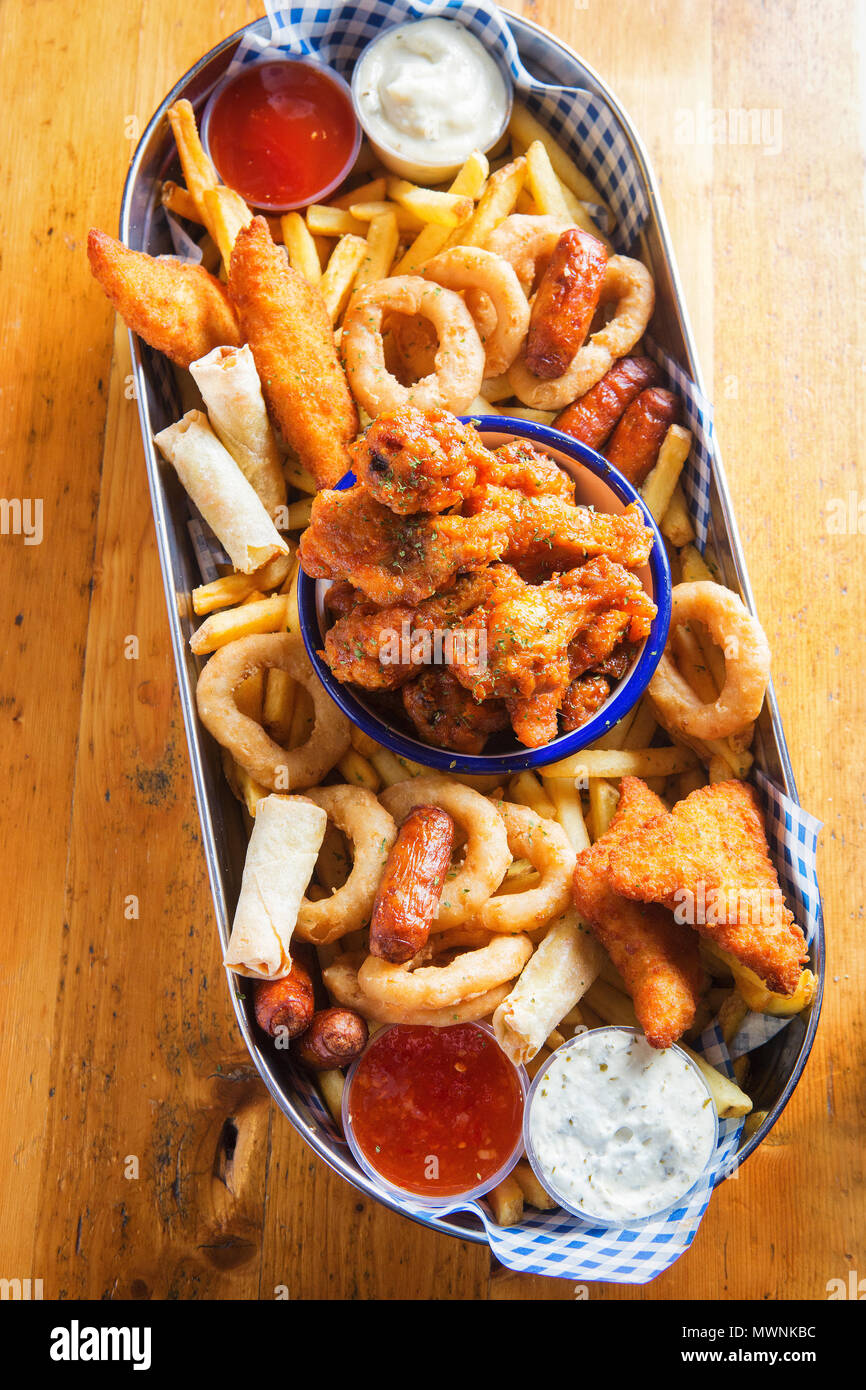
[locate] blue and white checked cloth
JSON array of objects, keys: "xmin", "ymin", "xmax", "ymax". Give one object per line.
[{"xmin": 161, "ymin": 0, "xmax": 821, "ymax": 1282}]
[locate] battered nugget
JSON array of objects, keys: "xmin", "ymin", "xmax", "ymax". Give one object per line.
[
  {"xmin": 572, "ymin": 777, "xmax": 705, "ymax": 1049},
  {"xmin": 607, "ymin": 779, "xmax": 807, "ymax": 996},
  {"xmin": 87, "ymin": 229, "xmax": 240, "ymax": 368},
  {"xmin": 229, "ymin": 217, "xmax": 358, "ymax": 487}
]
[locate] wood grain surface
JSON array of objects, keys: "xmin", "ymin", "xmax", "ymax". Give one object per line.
[{"xmin": 0, "ymin": 0, "xmax": 862, "ymax": 1301}]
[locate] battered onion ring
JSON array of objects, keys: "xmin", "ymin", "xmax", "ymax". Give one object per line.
[
  {"xmin": 379, "ymin": 777, "xmax": 511, "ymax": 928},
  {"xmin": 323, "ymin": 956, "xmax": 512, "ymax": 1026},
  {"xmin": 507, "ymin": 255, "xmax": 656, "ymax": 410},
  {"xmin": 356, "ymin": 933, "xmax": 533, "ymax": 1011},
  {"xmin": 479, "ymin": 801, "xmax": 576, "ymax": 933},
  {"xmin": 422, "ymin": 246, "xmax": 530, "ymax": 377},
  {"xmin": 649, "ymin": 581, "xmax": 771, "ymax": 739},
  {"xmin": 485, "ymin": 214, "xmax": 573, "ymax": 294},
  {"xmin": 295, "ymin": 785, "xmax": 397, "ymax": 945},
  {"xmin": 341, "ymin": 275, "xmax": 485, "ymax": 417},
  {"xmin": 196, "ymin": 632, "xmax": 350, "ymax": 791}
]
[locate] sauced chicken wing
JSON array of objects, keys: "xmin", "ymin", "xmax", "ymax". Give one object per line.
[
  {"xmin": 560, "ymin": 673, "xmax": 611, "ymax": 732},
  {"xmin": 567, "ymin": 608, "xmax": 632, "ymax": 678},
  {"xmin": 351, "ymin": 405, "xmax": 492, "ymax": 514},
  {"xmin": 299, "ymin": 485, "xmax": 509, "ymax": 606},
  {"xmin": 323, "ymin": 599, "xmax": 416, "ymax": 690},
  {"xmin": 402, "ymin": 669, "xmax": 509, "ymax": 753},
  {"xmin": 477, "ymin": 439, "xmax": 575, "ymax": 502},
  {"xmin": 506, "ymin": 691, "xmax": 562, "ymax": 748},
  {"xmin": 463, "ymin": 485, "xmax": 654, "ymax": 577}
]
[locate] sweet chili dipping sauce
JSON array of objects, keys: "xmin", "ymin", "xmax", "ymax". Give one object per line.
[
  {"xmin": 205, "ymin": 60, "xmax": 359, "ymax": 211},
  {"xmin": 345, "ymin": 1024, "xmax": 524, "ymax": 1199}
]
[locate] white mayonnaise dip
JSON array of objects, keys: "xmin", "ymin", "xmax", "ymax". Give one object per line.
[
  {"xmin": 527, "ymin": 1028, "xmax": 717, "ymax": 1223},
  {"xmin": 353, "ymin": 18, "xmax": 510, "ymax": 167}
]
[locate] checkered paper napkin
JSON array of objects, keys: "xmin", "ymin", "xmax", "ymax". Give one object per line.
[{"xmin": 149, "ymin": 0, "xmax": 822, "ymax": 1281}]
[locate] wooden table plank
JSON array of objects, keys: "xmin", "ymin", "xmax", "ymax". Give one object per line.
[{"xmin": 0, "ymin": 0, "xmax": 861, "ymax": 1301}]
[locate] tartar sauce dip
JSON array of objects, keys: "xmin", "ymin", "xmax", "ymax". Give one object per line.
[
  {"xmin": 525, "ymin": 1027, "xmax": 718, "ymax": 1224},
  {"xmin": 352, "ymin": 18, "xmax": 511, "ymax": 180}
]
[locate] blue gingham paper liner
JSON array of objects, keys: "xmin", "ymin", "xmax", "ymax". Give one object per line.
[
  {"xmin": 229, "ymin": 0, "xmax": 649, "ymax": 251},
  {"xmin": 152, "ymin": 2, "xmax": 823, "ymax": 1284}
]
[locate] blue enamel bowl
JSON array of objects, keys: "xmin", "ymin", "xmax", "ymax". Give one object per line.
[{"xmin": 298, "ymin": 416, "xmax": 672, "ymax": 775}]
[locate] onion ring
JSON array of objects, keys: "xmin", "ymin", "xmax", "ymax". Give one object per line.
[
  {"xmin": 379, "ymin": 776, "xmax": 511, "ymax": 927},
  {"xmin": 356, "ymin": 933, "xmax": 533, "ymax": 1011},
  {"xmin": 295, "ymin": 785, "xmax": 397, "ymax": 945},
  {"xmin": 485, "ymin": 214, "xmax": 573, "ymax": 294},
  {"xmin": 341, "ymin": 275, "xmax": 485, "ymax": 417},
  {"xmin": 323, "ymin": 955, "xmax": 512, "ymax": 1026},
  {"xmin": 649, "ymin": 581, "xmax": 771, "ymax": 739},
  {"xmin": 422, "ymin": 246, "xmax": 530, "ymax": 377},
  {"xmin": 507, "ymin": 255, "xmax": 655, "ymax": 410},
  {"xmin": 196, "ymin": 632, "xmax": 350, "ymax": 791},
  {"xmin": 479, "ymin": 801, "xmax": 576, "ymax": 933}
]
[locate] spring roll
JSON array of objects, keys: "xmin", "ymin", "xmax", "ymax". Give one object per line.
[
  {"xmin": 155, "ymin": 409, "xmax": 288, "ymax": 574},
  {"xmin": 493, "ymin": 909, "xmax": 604, "ymax": 1065},
  {"xmin": 225, "ymin": 794, "xmax": 327, "ymax": 979},
  {"xmin": 189, "ymin": 344, "xmax": 286, "ymax": 520}
]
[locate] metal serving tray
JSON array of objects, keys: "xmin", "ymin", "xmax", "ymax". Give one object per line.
[{"xmin": 120, "ymin": 10, "xmax": 824, "ymax": 1247}]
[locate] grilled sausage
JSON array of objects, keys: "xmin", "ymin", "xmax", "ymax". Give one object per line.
[
  {"xmin": 525, "ymin": 229, "xmax": 609, "ymax": 379},
  {"xmin": 293, "ymin": 1007, "xmax": 369, "ymax": 1071},
  {"xmin": 369, "ymin": 804, "xmax": 455, "ymax": 963},
  {"xmin": 253, "ymin": 960, "xmax": 315, "ymax": 1040},
  {"xmin": 604, "ymin": 387, "xmax": 680, "ymax": 485},
  {"xmin": 553, "ymin": 355, "xmax": 662, "ymax": 449}
]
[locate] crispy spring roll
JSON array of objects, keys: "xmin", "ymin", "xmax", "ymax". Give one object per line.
[
  {"xmin": 225, "ymin": 794, "xmax": 327, "ymax": 979},
  {"xmin": 189, "ymin": 345, "xmax": 286, "ymax": 521},
  {"xmin": 154, "ymin": 410, "xmax": 288, "ymax": 574},
  {"xmin": 492, "ymin": 909, "xmax": 604, "ymax": 1065}
]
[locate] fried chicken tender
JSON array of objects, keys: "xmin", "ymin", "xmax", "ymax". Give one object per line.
[
  {"xmin": 87, "ymin": 229, "xmax": 240, "ymax": 368},
  {"xmin": 572, "ymin": 777, "xmax": 705, "ymax": 1049},
  {"xmin": 229, "ymin": 217, "xmax": 358, "ymax": 487},
  {"xmin": 560, "ymin": 673, "xmax": 611, "ymax": 732},
  {"xmin": 299, "ymin": 485, "xmax": 508, "ymax": 606},
  {"xmin": 607, "ymin": 779, "xmax": 807, "ymax": 996},
  {"xmin": 403, "ymin": 669, "xmax": 509, "ymax": 753},
  {"xmin": 477, "ymin": 439, "xmax": 575, "ymax": 501},
  {"xmin": 351, "ymin": 405, "xmax": 492, "ymax": 514},
  {"xmin": 463, "ymin": 485, "xmax": 654, "ymax": 577}
]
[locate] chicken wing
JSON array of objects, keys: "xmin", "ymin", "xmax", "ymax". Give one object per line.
[
  {"xmin": 477, "ymin": 439, "xmax": 575, "ymax": 502},
  {"xmin": 351, "ymin": 404, "xmax": 492, "ymax": 514},
  {"xmin": 87, "ymin": 229, "xmax": 240, "ymax": 368},
  {"xmin": 572, "ymin": 777, "xmax": 705, "ymax": 1049},
  {"xmin": 229, "ymin": 217, "xmax": 358, "ymax": 487},
  {"xmin": 463, "ymin": 485, "xmax": 654, "ymax": 577},
  {"xmin": 402, "ymin": 669, "xmax": 509, "ymax": 753},
  {"xmin": 607, "ymin": 779, "xmax": 807, "ymax": 996}
]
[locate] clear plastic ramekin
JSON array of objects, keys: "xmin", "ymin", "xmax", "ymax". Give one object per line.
[
  {"xmin": 342, "ymin": 1021, "xmax": 527, "ymax": 1208},
  {"xmin": 523, "ymin": 1026, "xmax": 720, "ymax": 1227},
  {"xmin": 200, "ymin": 56, "xmax": 361, "ymax": 213}
]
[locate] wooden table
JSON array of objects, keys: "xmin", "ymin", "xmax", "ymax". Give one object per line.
[{"xmin": 1, "ymin": 0, "xmax": 861, "ymax": 1301}]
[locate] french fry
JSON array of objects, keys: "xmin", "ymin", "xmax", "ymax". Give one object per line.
[
  {"xmin": 368, "ymin": 745, "xmax": 411, "ymax": 787},
  {"xmin": 524, "ymin": 139, "xmax": 572, "ymax": 221},
  {"xmin": 281, "ymin": 211, "xmax": 322, "ymax": 284},
  {"xmin": 494, "ymin": 404, "xmax": 556, "ymax": 424},
  {"xmin": 331, "ymin": 176, "xmax": 387, "ymax": 209},
  {"xmin": 316, "ymin": 1069, "xmax": 345, "ymax": 1128},
  {"xmin": 283, "ymin": 453, "xmax": 319, "ymax": 495},
  {"xmin": 352, "ymin": 209, "xmax": 400, "ymax": 295},
  {"xmin": 284, "ymin": 498, "xmax": 313, "ymax": 531},
  {"xmin": 641, "ymin": 425, "xmax": 693, "ymax": 522},
  {"xmin": 487, "ymin": 1174, "xmax": 524, "ymax": 1226},
  {"xmin": 394, "ymin": 149, "xmax": 489, "ymax": 271},
  {"xmin": 546, "ymin": 1029, "xmax": 566, "ymax": 1051},
  {"xmin": 677, "ymin": 767, "xmax": 707, "ymax": 798},
  {"xmin": 742, "ymin": 1108, "xmax": 769, "ymax": 1141},
  {"xmin": 661, "ymin": 482, "xmax": 696, "ymax": 546},
  {"xmin": 480, "ymin": 374, "xmax": 514, "ymax": 402},
  {"xmin": 288, "ymin": 685, "xmax": 314, "ymax": 749},
  {"xmin": 350, "ymin": 726, "xmax": 380, "ymax": 759},
  {"xmin": 189, "ymin": 594, "xmax": 289, "ymax": 655},
  {"xmin": 235, "ymin": 669, "xmax": 265, "ymax": 722},
  {"xmin": 621, "ymin": 697, "xmax": 658, "ymax": 750},
  {"xmin": 507, "ymin": 771, "xmax": 558, "ymax": 820},
  {"xmin": 557, "ymin": 178, "xmax": 613, "ymax": 248},
  {"xmin": 349, "ymin": 199, "xmax": 425, "ymax": 233},
  {"xmin": 588, "ymin": 778, "xmax": 619, "ymax": 841},
  {"xmin": 680, "ymin": 1043, "xmax": 753, "ymax": 1118},
  {"xmin": 585, "ymin": 978, "xmax": 638, "ymax": 1028},
  {"xmin": 337, "ymin": 748, "xmax": 381, "ymax": 792},
  {"xmin": 509, "ymin": 103, "xmax": 608, "ymax": 209},
  {"xmin": 235, "ymin": 763, "xmax": 269, "ymax": 817},
  {"xmin": 202, "ymin": 185, "xmax": 253, "ymax": 270},
  {"xmin": 717, "ymin": 989, "xmax": 750, "ymax": 1046},
  {"xmin": 319, "ymin": 233, "xmax": 368, "ymax": 323},
  {"xmin": 512, "ymin": 1159, "xmax": 558, "ymax": 1211},
  {"xmin": 317, "ymin": 822, "xmax": 350, "ymax": 892},
  {"xmin": 262, "ymin": 668, "xmax": 296, "ymax": 745},
  {"xmin": 166, "ymin": 100, "xmax": 219, "ymax": 224},
  {"xmin": 544, "ymin": 745, "xmax": 699, "ymax": 781},
  {"xmin": 542, "ymin": 777, "xmax": 591, "ymax": 851},
  {"xmin": 386, "ymin": 178, "xmax": 474, "ymax": 229},
  {"xmin": 306, "ymin": 205, "xmax": 367, "ymax": 237},
  {"xmin": 703, "ymin": 940, "xmax": 817, "ymax": 1016},
  {"xmin": 443, "ymin": 155, "xmax": 527, "ymax": 250},
  {"xmin": 708, "ymin": 754, "xmax": 730, "ymax": 784},
  {"xmin": 679, "ymin": 544, "xmax": 720, "ymax": 584},
  {"xmin": 589, "ymin": 703, "xmax": 638, "ymax": 751},
  {"xmin": 160, "ymin": 179, "xmax": 200, "ymax": 222},
  {"xmin": 192, "ymin": 572, "xmax": 257, "ymax": 615},
  {"xmin": 597, "ymin": 952, "xmax": 629, "ymax": 993}
]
